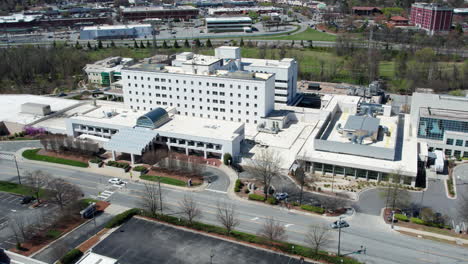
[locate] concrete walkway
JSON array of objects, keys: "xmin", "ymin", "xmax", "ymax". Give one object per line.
[{"xmin": 394, "ymin": 225, "xmax": 468, "ymax": 245}]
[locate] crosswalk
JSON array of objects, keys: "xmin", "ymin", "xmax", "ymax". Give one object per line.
[{"xmin": 97, "ymin": 190, "xmax": 114, "ymax": 201}]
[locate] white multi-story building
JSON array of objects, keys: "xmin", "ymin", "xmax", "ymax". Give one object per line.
[{"xmin": 121, "ymin": 48, "xmax": 280, "ymax": 125}]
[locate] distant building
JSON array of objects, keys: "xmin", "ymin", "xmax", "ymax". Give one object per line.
[
  {"xmin": 205, "ymin": 17, "xmax": 252, "ymax": 33},
  {"xmin": 410, "ymin": 93, "xmax": 468, "ymax": 159},
  {"xmin": 79, "ymin": 24, "xmax": 153, "ymax": 40},
  {"xmin": 121, "ymin": 6, "xmax": 199, "ymax": 21},
  {"xmin": 388, "ymin": 15, "xmax": 409, "ymax": 26},
  {"xmin": 84, "ymin": 57, "xmax": 134, "ymax": 86},
  {"xmin": 410, "ymin": 3, "xmax": 453, "ymax": 35},
  {"xmin": 208, "ymin": 6, "xmax": 282, "ymax": 16},
  {"xmin": 453, "ymin": 8, "xmax": 468, "ymax": 24},
  {"xmin": 351, "ymin": 6, "xmax": 382, "ymax": 16}
]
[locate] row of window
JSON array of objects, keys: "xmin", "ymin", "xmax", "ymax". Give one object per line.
[
  {"xmin": 129, "ymin": 97, "xmax": 259, "ymax": 108},
  {"xmin": 126, "ymin": 76, "xmax": 258, "ymax": 90},
  {"xmin": 445, "ymin": 138, "xmax": 468, "ymax": 147},
  {"xmin": 128, "ymin": 88, "xmax": 258, "ymax": 100},
  {"xmin": 129, "ymin": 105, "xmax": 259, "ymax": 124},
  {"xmin": 444, "ymin": 149, "xmax": 468, "ymax": 158}
]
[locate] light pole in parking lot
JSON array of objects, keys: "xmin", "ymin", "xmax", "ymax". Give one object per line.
[
  {"xmin": 13, "ymin": 155, "xmax": 21, "ymax": 185},
  {"xmin": 337, "ymin": 216, "xmax": 345, "ymax": 256}
]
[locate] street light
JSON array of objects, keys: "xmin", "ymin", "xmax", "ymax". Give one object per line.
[
  {"xmin": 337, "ymin": 216, "xmax": 345, "ymax": 256},
  {"xmin": 391, "ymin": 210, "xmax": 395, "ymax": 229},
  {"xmin": 13, "ymin": 155, "xmax": 21, "ymax": 185}
]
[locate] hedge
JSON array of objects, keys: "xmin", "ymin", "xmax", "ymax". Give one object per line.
[
  {"xmin": 223, "ymin": 153, "xmax": 232, "ymax": 165},
  {"xmin": 248, "ymin": 193, "xmax": 265, "ymax": 201},
  {"xmin": 89, "ymin": 157, "xmax": 102, "ymax": 164},
  {"xmin": 105, "ymin": 208, "xmax": 140, "ymax": 228},
  {"xmin": 410, "ymin": 217, "xmax": 425, "ymax": 225},
  {"xmin": 22, "ymin": 149, "xmax": 88, "ymax": 168},
  {"xmin": 234, "ymin": 179, "xmax": 243, "ymax": 192},
  {"xmin": 266, "ymin": 197, "xmax": 278, "ymax": 205},
  {"xmin": 106, "ymin": 160, "xmax": 130, "ymax": 169},
  {"xmin": 132, "ymin": 165, "xmax": 147, "ymax": 172},
  {"xmin": 300, "ymin": 204, "xmax": 325, "ymax": 214},
  {"xmin": 394, "ymin": 214, "xmax": 409, "ymax": 222},
  {"xmin": 60, "ymin": 248, "xmax": 83, "ymax": 264}
]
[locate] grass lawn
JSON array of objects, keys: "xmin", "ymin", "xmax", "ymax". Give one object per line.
[
  {"xmin": 140, "ymin": 175, "xmax": 187, "ymax": 187},
  {"xmin": 22, "ymin": 149, "xmax": 88, "ymax": 168},
  {"xmin": 0, "ymin": 181, "xmax": 32, "ymax": 196},
  {"xmin": 253, "ymin": 28, "xmax": 337, "ymax": 41}
]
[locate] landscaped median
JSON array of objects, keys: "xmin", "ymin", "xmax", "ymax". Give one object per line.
[
  {"xmin": 22, "ymin": 149, "xmax": 88, "ymax": 168},
  {"xmin": 140, "ymin": 174, "xmax": 187, "ymax": 187},
  {"xmin": 0, "ymin": 180, "xmax": 35, "ymax": 196},
  {"xmin": 98, "ymin": 208, "xmax": 362, "ymax": 264}
]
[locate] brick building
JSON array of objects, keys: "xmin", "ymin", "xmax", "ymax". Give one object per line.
[{"xmin": 410, "ymin": 3, "xmax": 453, "ymax": 35}]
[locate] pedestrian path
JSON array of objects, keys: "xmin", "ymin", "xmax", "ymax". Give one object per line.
[{"xmin": 395, "ymin": 225, "xmax": 468, "ymax": 245}]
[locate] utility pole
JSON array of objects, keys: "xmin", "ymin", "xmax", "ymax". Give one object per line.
[{"xmin": 13, "ymin": 155, "xmax": 21, "ymax": 185}]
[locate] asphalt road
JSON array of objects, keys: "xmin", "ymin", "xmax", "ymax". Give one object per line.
[{"xmin": 0, "ymin": 158, "xmax": 467, "ymax": 264}]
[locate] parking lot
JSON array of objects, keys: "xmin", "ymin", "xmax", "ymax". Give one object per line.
[
  {"xmin": 0, "ymin": 192, "xmax": 58, "ymax": 250},
  {"xmin": 93, "ymin": 217, "xmax": 312, "ymax": 264}
]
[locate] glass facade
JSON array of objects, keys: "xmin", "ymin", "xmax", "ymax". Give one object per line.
[{"xmin": 417, "ymin": 117, "xmax": 468, "ymax": 141}]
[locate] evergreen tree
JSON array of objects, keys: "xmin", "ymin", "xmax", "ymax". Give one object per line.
[
  {"xmin": 300, "ymin": 40, "xmax": 304, "ymax": 47},
  {"xmin": 98, "ymin": 40, "xmax": 103, "ymax": 49},
  {"xmin": 87, "ymin": 41, "xmax": 92, "ymax": 49},
  {"xmin": 184, "ymin": 39, "xmax": 190, "ymax": 48},
  {"xmin": 52, "ymin": 40, "xmax": 57, "ymax": 48},
  {"xmin": 162, "ymin": 40, "xmax": 169, "ymax": 49},
  {"xmin": 291, "ymin": 40, "xmax": 295, "ymax": 47},
  {"xmin": 134, "ymin": 40, "xmax": 139, "ymax": 48},
  {"xmin": 147, "ymin": 40, "xmax": 151, "ymax": 47},
  {"xmin": 195, "ymin": 39, "xmax": 201, "ymax": 47},
  {"xmin": 240, "ymin": 38, "xmax": 244, "ymax": 47},
  {"xmin": 140, "ymin": 40, "xmax": 145, "ymax": 48},
  {"xmin": 206, "ymin": 38, "xmax": 212, "ymax": 48},
  {"xmin": 75, "ymin": 41, "xmax": 82, "ymax": 49},
  {"xmin": 173, "ymin": 40, "xmax": 180, "ymax": 49},
  {"xmin": 111, "ymin": 40, "xmax": 116, "ymax": 48},
  {"xmin": 106, "ymin": 43, "xmax": 110, "ymax": 48}
]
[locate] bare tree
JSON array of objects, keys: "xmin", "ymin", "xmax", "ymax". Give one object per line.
[
  {"xmin": 216, "ymin": 201, "xmax": 239, "ymax": 234},
  {"xmin": 320, "ymin": 196, "xmax": 349, "ymax": 213},
  {"xmin": 305, "ymin": 224, "xmax": 332, "ymax": 254},
  {"xmin": 179, "ymin": 194, "xmax": 201, "ymax": 225},
  {"xmin": 258, "ymin": 217, "xmax": 286, "ymax": 241},
  {"xmin": 458, "ymin": 191, "xmax": 468, "ymax": 223},
  {"xmin": 24, "ymin": 170, "xmax": 50, "ymax": 202},
  {"xmin": 8, "ymin": 214, "xmax": 29, "ymax": 244},
  {"xmin": 140, "ymin": 181, "xmax": 162, "ymax": 215},
  {"xmin": 381, "ymin": 171, "xmax": 410, "ymax": 210},
  {"xmin": 190, "ymin": 158, "xmax": 204, "ymax": 177},
  {"xmin": 47, "ymin": 178, "xmax": 82, "ymax": 210},
  {"xmin": 246, "ymin": 148, "xmax": 282, "ymax": 199}
]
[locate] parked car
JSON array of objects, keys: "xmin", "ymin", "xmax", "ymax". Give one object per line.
[
  {"xmin": 57, "ymin": 92, "xmax": 67, "ymax": 97},
  {"xmin": 21, "ymin": 196, "xmax": 36, "ymax": 204},
  {"xmin": 274, "ymin": 192, "xmax": 289, "ymax": 201},
  {"xmin": 108, "ymin": 178, "xmax": 126, "ymax": 185},
  {"xmin": 330, "ymin": 220, "xmax": 349, "ymax": 229}
]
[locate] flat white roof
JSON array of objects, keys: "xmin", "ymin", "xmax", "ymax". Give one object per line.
[
  {"xmin": 69, "ymin": 102, "xmax": 146, "ymax": 127},
  {"xmin": 206, "ymin": 17, "xmax": 252, "ymax": 23},
  {"xmin": 76, "ymin": 252, "xmax": 117, "ymax": 264},
  {"xmin": 156, "ymin": 114, "xmax": 243, "ymax": 141},
  {"xmin": 242, "ymin": 58, "xmax": 293, "ymax": 68},
  {"xmin": 82, "ymin": 24, "xmax": 152, "ymax": 31},
  {"xmin": 0, "ymin": 95, "xmax": 80, "ymax": 125}
]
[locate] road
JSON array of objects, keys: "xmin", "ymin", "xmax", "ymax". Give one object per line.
[{"xmin": 1, "ymin": 157, "xmax": 467, "ymax": 264}]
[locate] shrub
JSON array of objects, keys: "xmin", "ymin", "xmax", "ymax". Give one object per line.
[
  {"xmin": 291, "ymin": 201, "xmax": 299, "ymax": 206},
  {"xmin": 89, "ymin": 157, "xmax": 102, "ymax": 164},
  {"xmin": 105, "ymin": 208, "xmax": 140, "ymax": 228},
  {"xmin": 300, "ymin": 204, "xmax": 325, "ymax": 214},
  {"xmin": 132, "ymin": 166, "xmax": 147, "ymax": 172},
  {"xmin": 234, "ymin": 179, "xmax": 243, "ymax": 192},
  {"xmin": 394, "ymin": 214, "xmax": 409, "ymax": 222},
  {"xmin": 223, "ymin": 153, "xmax": 233, "ymax": 165},
  {"xmin": 60, "ymin": 249, "xmax": 83, "ymax": 264},
  {"xmin": 106, "ymin": 161, "xmax": 130, "ymax": 169},
  {"xmin": 248, "ymin": 193, "xmax": 265, "ymax": 201},
  {"xmin": 266, "ymin": 197, "xmax": 278, "ymax": 205},
  {"xmin": 244, "ymin": 189, "xmax": 250, "ymax": 194},
  {"xmin": 410, "ymin": 217, "xmax": 425, "ymax": 225}
]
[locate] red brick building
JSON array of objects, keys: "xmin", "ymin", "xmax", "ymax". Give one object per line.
[
  {"xmin": 410, "ymin": 3, "xmax": 453, "ymax": 35},
  {"xmin": 121, "ymin": 6, "xmax": 199, "ymax": 21}
]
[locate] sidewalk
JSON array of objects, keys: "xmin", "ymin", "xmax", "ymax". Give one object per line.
[
  {"xmin": 15, "ymin": 148, "xmax": 207, "ymax": 192},
  {"xmin": 394, "ymin": 225, "xmax": 468, "ymax": 245}
]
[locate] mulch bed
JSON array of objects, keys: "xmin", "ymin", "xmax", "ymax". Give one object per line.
[
  {"xmin": 146, "ymin": 168, "xmax": 204, "ymax": 184},
  {"xmin": 37, "ymin": 149, "xmax": 91, "ymax": 163},
  {"xmin": 77, "ymin": 228, "xmax": 110, "ymax": 253}
]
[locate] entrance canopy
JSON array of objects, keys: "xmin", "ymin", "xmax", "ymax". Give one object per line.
[{"xmin": 104, "ymin": 127, "xmax": 158, "ymax": 155}]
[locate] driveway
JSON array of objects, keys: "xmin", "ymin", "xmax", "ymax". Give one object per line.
[{"xmin": 0, "ymin": 140, "xmax": 41, "ymax": 153}]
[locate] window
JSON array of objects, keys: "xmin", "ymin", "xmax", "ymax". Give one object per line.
[
  {"xmin": 254, "ymin": 87, "xmax": 258, "ymax": 91},
  {"xmin": 454, "ymin": 150, "xmax": 461, "ymax": 158},
  {"xmin": 220, "ymin": 92, "xmax": 225, "ymax": 96},
  {"xmin": 254, "ymin": 95, "xmax": 257, "ymax": 99},
  {"xmin": 455, "ymin": 139, "xmax": 463, "ymax": 146},
  {"xmin": 147, "ymin": 77, "xmax": 150, "ymax": 81},
  {"xmin": 446, "ymin": 138, "xmax": 454, "ymax": 145},
  {"xmin": 220, "ymin": 84, "xmax": 225, "ymax": 88},
  {"xmin": 213, "ymin": 83, "xmax": 218, "ymax": 87},
  {"xmin": 161, "ymin": 79, "xmax": 166, "ymax": 82},
  {"xmin": 155, "ymin": 78, "xmax": 159, "ymax": 82},
  {"xmin": 213, "ymin": 91, "xmax": 218, "ymax": 95},
  {"xmin": 445, "ymin": 149, "xmax": 452, "ymax": 156},
  {"xmin": 466, "ymin": 141, "xmax": 468, "ymax": 147}
]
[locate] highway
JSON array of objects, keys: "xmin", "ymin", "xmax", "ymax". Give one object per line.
[{"xmin": 1, "ymin": 158, "xmax": 467, "ymax": 264}]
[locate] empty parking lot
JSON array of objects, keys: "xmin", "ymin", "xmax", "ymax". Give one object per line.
[{"xmin": 93, "ymin": 217, "xmax": 311, "ymax": 264}]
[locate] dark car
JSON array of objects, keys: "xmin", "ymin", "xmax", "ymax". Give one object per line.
[
  {"xmin": 330, "ymin": 220, "xmax": 349, "ymax": 229},
  {"xmin": 275, "ymin": 192, "xmax": 289, "ymax": 201},
  {"xmin": 21, "ymin": 196, "xmax": 36, "ymax": 204}
]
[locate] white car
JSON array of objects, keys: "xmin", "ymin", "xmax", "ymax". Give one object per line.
[{"xmin": 108, "ymin": 178, "xmax": 126, "ymax": 185}]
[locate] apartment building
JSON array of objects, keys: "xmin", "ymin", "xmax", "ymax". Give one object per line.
[
  {"xmin": 121, "ymin": 51, "xmax": 275, "ymax": 125},
  {"xmin": 410, "ymin": 3, "xmax": 453, "ymax": 35}
]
